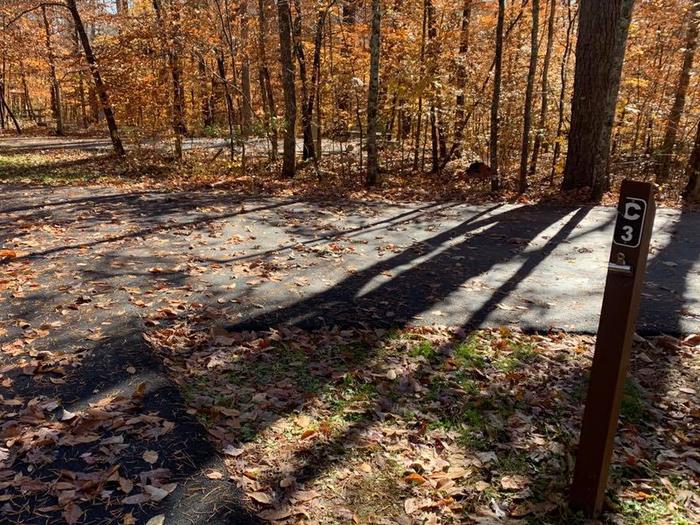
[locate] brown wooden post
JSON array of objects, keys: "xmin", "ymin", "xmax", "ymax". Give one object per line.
[{"xmin": 570, "ymin": 179, "xmax": 656, "ymax": 516}]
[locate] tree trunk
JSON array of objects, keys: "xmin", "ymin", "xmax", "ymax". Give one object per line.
[
  {"xmin": 452, "ymin": 0, "xmax": 472, "ymax": 159},
  {"xmin": 257, "ymin": 0, "xmax": 277, "ymax": 160},
  {"xmin": 551, "ymin": 0, "xmax": 576, "ymax": 183},
  {"xmin": 67, "ymin": 0, "xmax": 125, "ymax": 156},
  {"xmin": 562, "ymin": 0, "xmax": 634, "ymax": 199},
  {"xmin": 153, "ymin": 0, "xmax": 186, "ymax": 160},
  {"xmin": 277, "ymin": 0, "xmax": 297, "ymax": 178},
  {"xmin": 41, "ymin": 6, "xmax": 64, "ymax": 136},
  {"xmin": 0, "ymin": 89, "xmax": 21, "ymax": 134},
  {"xmin": 489, "ymin": 0, "xmax": 505, "ymax": 191},
  {"xmin": 530, "ymin": 0, "xmax": 555, "ymax": 178},
  {"xmin": 216, "ymin": 49, "xmax": 236, "ymax": 160},
  {"xmin": 292, "ymin": 0, "xmax": 314, "ymax": 160},
  {"xmin": 426, "ymin": 0, "xmax": 440, "ymax": 173},
  {"xmin": 366, "ymin": 0, "xmax": 381, "ymax": 186},
  {"xmin": 413, "ymin": 1, "xmax": 427, "ymax": 170},
  {"xmin": 518, "ymin": 0, "xmax": 540, "ymax": 193},
  {"xmin": 684, "ymin": 121, "xmax": 700, "ymax": 202},
  {"xmin": 309, "ymin": 8, "xmax": 326, "ymax": 161},
  {"xmin": 198, "ymin": 53, "xmax": 213, "ymax": 128},
  {"xmin": 655, "ymin": 1, "xmax": 700, "ymax": 183},
  {"xmin": 240, "ymin": 0, "xmax": 253, "ymax": 136}
]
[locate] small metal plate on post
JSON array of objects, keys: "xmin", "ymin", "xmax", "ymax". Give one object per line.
[{"xmin": 569, "ymin": 180, "xmax": 656, "ymax": 516}]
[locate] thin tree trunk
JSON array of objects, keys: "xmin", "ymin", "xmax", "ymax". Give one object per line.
[
  {"xmin": 551, "ymin": 0, "xmax": 576, "ymax": 184},
  {"xmin": 0, "ymin": 90, "xmax": 20, "ymax": 134},
  {"xmin": 257, "ymin": 0, "xmax": 278, "ymax": 160},
  {"xmin": 366, "ymin": 0, "xmax": 381, "ymax": 186},
  {"xmin": 19, "ymin": 62, "xmax": 36, "ymax": 122},
  {"xmin": 529, "ymin": 0, "xmax": 555, "ymax": 177},
  {"xmin": 489, "ymin": 0, "xmax": 505, "ymax": 191},
  {"xmin": 306, "ymin": 7, "xmax": 326, "ymax": 162},
  {"xmin": 153, "ymin": 0, "xmax": 186, "ymax": 160},
  {"xmin": 562, "ymin": 0, "xmax": 634, "ymax": 199},
  {"xmin": 240, "ymin": 0, "xmax": 253, "ymax": 136},
  {"xmin": 277, "ymin": 0, "xmax": 297, "ymax": 178},
  {"xmin": 426, "ymin": 0, "xmax": 439, "ymax": 172},
  {"xmin": 216, "ymin": 49, "xmax": 237, "ymax": 160},
  {"xmin": 518, "ymin": 0, "xmax": 539, "ymax": 193},
  {"xmin": 453, "ymin": 0, "xmax": 472, "ymax": 159},
  {"xmin": 41, "ymin": 6, "xmax": 64, "ymax": 136},
  {"xmin": 67, "ymin": 0, "xmax": 125, "ymax": 156},
  {"xmin": 413, "ymin": 2, "xmax": 427, "ymax": 170},
  {"xmin": 292, "ymin": 0, "xmax": 314, "ymax": 160},
  {"xmin": 685, "ymin": 120, "xmax": 700, "ymax": 202},
  {"xmin": 656, "ymin": 1, "xmax": 700, "ymax": 183}
]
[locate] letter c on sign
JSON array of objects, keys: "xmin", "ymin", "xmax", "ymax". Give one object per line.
[{"xmin": 623, "ymin": 202, "xmax": 642, "ymax": 221}]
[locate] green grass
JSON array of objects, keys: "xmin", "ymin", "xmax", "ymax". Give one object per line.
[
  {"xmin": 454, "ymin": 338, "xmax": 487, "ymax": 368},
  {"xmin": 620, "ymin": 379, "xmax": 645, "ymax": 424},
  {"xmin": 495, "ymin": 341, "xmax": 537, "ymax": 372},
  {"xmin": 409, "ymin": 340, "xmax": 436, "ymax": 359}
]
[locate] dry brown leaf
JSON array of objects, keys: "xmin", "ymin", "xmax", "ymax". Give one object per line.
[
  {"xmin": 62, "ymin": 503, "xmax": 82, "ymax": 525},
  {"xmin": 143, "ymin": 450, "xmax": 159, "ymax": 464},
  {"xmin": 249, "ymin": 491, "xmax": 272, "ymax": 505},
  {"xmin": 500, "ymin": 474, "xmax": 529, "ymax": 491}
]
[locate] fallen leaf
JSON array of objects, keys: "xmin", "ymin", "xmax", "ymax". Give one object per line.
[
  {"xmin": 144, "ymin": 485, "xmax": 169, "ymax": 502},
  {"xmin": 143, "ymin": 450, "xmax": 159, "ymax": 464},
  {"xmin": 500, "ymin": 474, "xmax": 528, "ymax": 491},
  {"xmin": 145, "ymin": 515, "xmax": 165, "ymax": 525},
  {"xmin": 62, "ymin": 503, "xmax": 82, "ymax": 525},
  {"xmin": 205, "ymin": 469, "xmax": 224, "ymax": 480},
  {"xmin": 250, "ymin": 491, "xmax": 272, "ymax": 505}
]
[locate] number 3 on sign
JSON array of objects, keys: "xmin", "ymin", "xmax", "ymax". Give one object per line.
[{"xmin": 621, "ymin": 225, "xmax": 634, "ymax": 242}]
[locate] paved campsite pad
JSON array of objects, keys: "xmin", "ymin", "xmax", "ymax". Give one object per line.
[{"xmin": 1, "ymin": 183, "xmax": 699, "ymax": 523}]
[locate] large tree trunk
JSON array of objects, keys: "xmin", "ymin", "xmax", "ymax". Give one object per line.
[
  {"xmin": 277, "ymin": 0, "xmax": 297, "ymax": 178},
  {"xmin": 257, "ymin": 0, "xmax": 277, "ymax": 160},
  {"xmin": 529, "ymin": 0, "xmax": 556, "ymax": 177},
  {"xmin": 518, "ymin": 0, "xmax": 540, "ymax": 193},
  {"xmin": 684, "ymin": 121, "xmax": 700, "ymax": 202},
  {"xmin": 67, "ymin": 0, "xmax": 125, "ymax": 156},
  {"xmin": 366, "ymin": 0, "xmax": 381, "ymax": 186},
  {"xmin": 489, "ymin": 0, "xmax": 505, "ymax": 191},
  {"xmin": 41, "ymin": 6, "xmax": 64, "ymax": 136},
  {"xmin": 655, "ymin": 1, "xmax": 700, "ymax": 183},
  {"xmin": 561, "ymin": 0, "xmax": 634, "ymax": 199}
]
